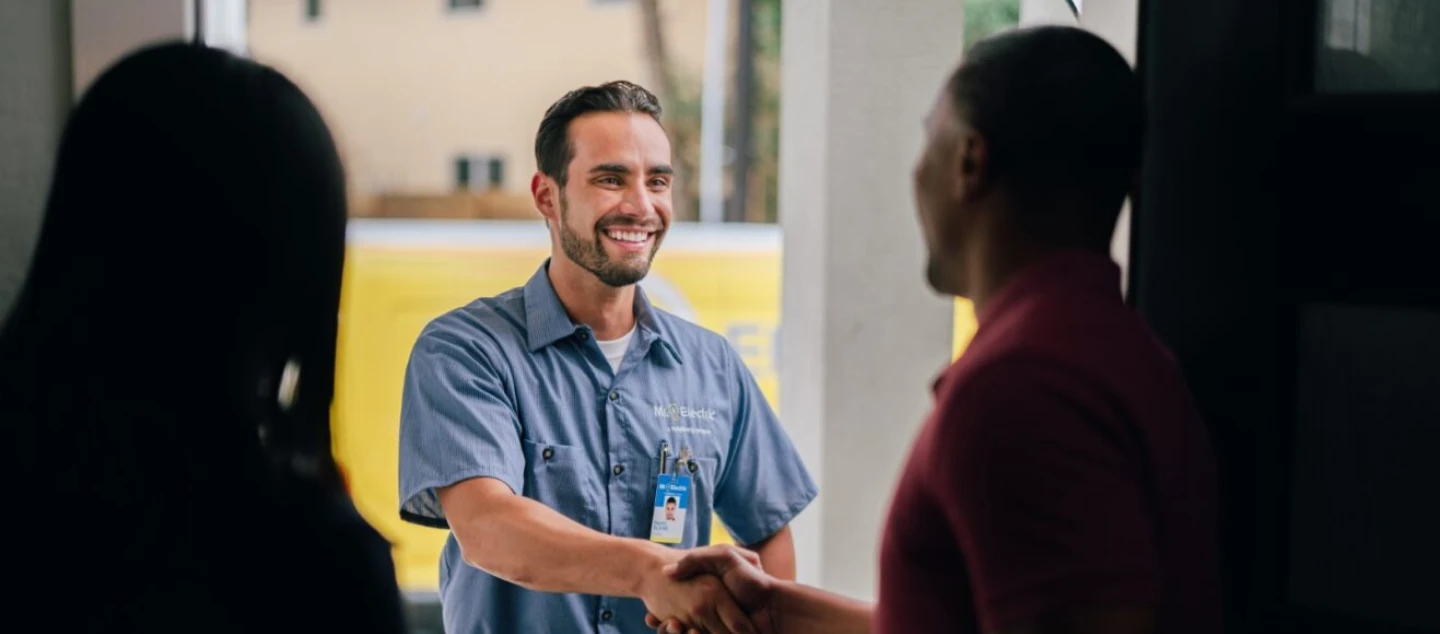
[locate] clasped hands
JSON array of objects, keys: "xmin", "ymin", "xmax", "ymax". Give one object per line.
[{"xmin": 638, "ymin": 545, "xmax": 780, "ymax": 634}]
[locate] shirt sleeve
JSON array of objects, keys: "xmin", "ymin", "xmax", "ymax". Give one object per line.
[
  {"xmin": 712, "ymin": 342, "xmax": 819, "ymax": 546},
  {"xmin": 397, "ymin": 318, "xmax": 524, "ymax": 528},
  {"xmin": 935, "ymin": 356, "xmax": 1159, "ymax": 631}
]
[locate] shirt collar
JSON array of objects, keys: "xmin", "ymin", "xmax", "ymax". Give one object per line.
[{"xmin": 522, "ymin": 260, "xmax": 683, "ymax": 364}]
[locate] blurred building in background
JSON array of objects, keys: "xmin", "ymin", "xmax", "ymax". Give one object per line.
[{"xmin": 248, "ymin": 0, "xmax": 715, "ymax": 220}]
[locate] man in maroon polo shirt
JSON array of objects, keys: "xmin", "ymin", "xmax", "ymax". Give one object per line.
[{"xmin": 647, "ymin": 24, "xmax": 1220, "ymax": 634}]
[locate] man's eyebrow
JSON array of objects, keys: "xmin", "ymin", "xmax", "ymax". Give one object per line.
[
  {"xmin": 590, "ymin": 163, "xmax": 633, "ymax": 175},
  {"xmin": 589, "ymin": 163, "xmax": 674, "ymax": 177}
]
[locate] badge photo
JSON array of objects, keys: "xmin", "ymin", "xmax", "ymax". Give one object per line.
[{"xmin": 650, "ymin": 473, "xmax": 690, "ymax": 544}]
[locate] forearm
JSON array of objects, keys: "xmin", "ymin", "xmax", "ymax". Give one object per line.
[
  {"xmin": 749, "ymin": 525, "xmax": 796, "ymax": 580},
  {"xmin": 772, "ymin": 581, "xmax": 875, "ymax": 634},
  {"xmin": 443, "ymin": 479, "xmax": 677, "ymax": 597}
]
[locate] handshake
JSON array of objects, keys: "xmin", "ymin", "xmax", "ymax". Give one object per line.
[{"xmin": 638, "ymin": 545, "xmax": 782, "ymax": 634}]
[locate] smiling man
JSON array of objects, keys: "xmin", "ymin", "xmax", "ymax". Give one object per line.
[{"xmin": 397, "ymin": 81, "xmax": 817, "ymax": 634}]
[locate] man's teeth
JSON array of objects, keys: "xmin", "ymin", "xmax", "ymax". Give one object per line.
[{"xmin": 606, "ymin": 229, "xmax": 650, "ymax": 243}]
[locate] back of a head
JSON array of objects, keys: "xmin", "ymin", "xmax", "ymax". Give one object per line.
[
  {"xmin": 1, "ymin": 42, "xmax": 348, "ymax": 530},
  {"xmin": 950, "ymin": 25, "xmax": 1142, "ymax": 242}
]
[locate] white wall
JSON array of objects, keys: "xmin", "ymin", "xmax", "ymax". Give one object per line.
[{"xmin": 0, "ymin": 1, "xmax": 71, "ymax": 320}]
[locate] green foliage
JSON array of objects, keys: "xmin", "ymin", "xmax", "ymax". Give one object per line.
[{"xmin": 966, "ymin": 0, "xmax": 1022, "ymax": 49}]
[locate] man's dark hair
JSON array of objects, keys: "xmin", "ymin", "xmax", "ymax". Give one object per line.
[
  {"xmin": 666, "ymin": 497, "xmax": 677, "ymax": 505},
  {"xmin": 535, "ymin": 81, "xmax": 663, "ymax": 188},
  {"xmin": 948, "ymin": 26, "xmax": 1141, "ymax": 241}
]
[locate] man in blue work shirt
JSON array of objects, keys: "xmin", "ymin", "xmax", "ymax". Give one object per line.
[{"xmin": 397, "ymin": 80, "xmax": 817, "ymax": 634}]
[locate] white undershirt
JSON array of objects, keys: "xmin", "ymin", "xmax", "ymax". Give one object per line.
[{"xmin": 595, "ymin": 328, "xmax": 635, "ymax": 374}]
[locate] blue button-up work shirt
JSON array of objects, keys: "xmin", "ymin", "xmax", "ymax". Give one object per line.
[{"xmin": 398, "ymin": 261, "xmax": 818, "ymax": 634}]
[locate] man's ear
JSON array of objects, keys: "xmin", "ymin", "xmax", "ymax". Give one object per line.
[
  {"xmin": 532, "ymin": 172, "xmax": 560, "ymax": 223},
  {"xmin": 953, "ymin": 132, "xmax": 990, "ymax": 201}
]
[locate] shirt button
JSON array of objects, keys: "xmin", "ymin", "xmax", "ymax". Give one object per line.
[
  {"xmin": 601, "ymin": 609, "xmax": 613, "ymax": 621},
  {"xmin": 608, "ymin": 390, "xmax": 619, "ymax": 401},
  {"xmin": 578, "ymin": 331, "xmax": 589, "ymax": 341},
  {"xmin": 613, "ymin": 464, "xmax": 625, "ymax": 476},
  {"xmin": 542, "ymin": 447, "xmax": 554, "ymax": 460},
  {"xmin": 687, "ymin": 460, "xmax": 698, "ymax": 474}
]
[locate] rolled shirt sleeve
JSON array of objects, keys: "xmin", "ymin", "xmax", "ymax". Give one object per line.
[
  {"xmin": 398, "ymin": 319, "xmax": 524, "ymax": 528},
  {"xmin": 712, "ymin": 343, "xmax": 819, "ymax": 546}
]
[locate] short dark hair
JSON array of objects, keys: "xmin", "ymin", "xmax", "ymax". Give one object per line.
[
  {"xmin": 948, "ymin": 26, "xmax": 1141, "ymax": 237},
  {"xmin": 665, "ymin": 497, "xmax": 677, "ymax": 505},
  {"xmin": 535, "ymin": 81, "xmax": 663, "ymax": 188}
]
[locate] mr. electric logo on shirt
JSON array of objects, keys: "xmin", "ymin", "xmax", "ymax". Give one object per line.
[
  {"xmin": 654, "ymin": 402, "xmax": 718, "ymax": 422},
  {"xmin": 654, "ymin": 402, "xmax": 718, "ymax": 434}
]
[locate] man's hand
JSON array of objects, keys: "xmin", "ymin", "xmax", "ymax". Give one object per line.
[
  {"xmin": 638, "ymin": 553, "xmax": 759, "ymax": 634},
  {"xmin": 645, "ymin": 546, "xmax": 780, "ymax": 634}
]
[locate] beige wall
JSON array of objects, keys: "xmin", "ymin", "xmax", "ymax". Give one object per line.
[{"xmin": 248, "ymin": 0, "xmax": 709, "ymax": 196}]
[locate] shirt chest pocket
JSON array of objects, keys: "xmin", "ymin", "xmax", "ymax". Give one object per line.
[
  {"xmin": 521, "ymin": 439, "xmax": 605, "ymax": 531},
  {"xmin": 650, "ymin": 456, "xmax": 721, "ymax": 548}
]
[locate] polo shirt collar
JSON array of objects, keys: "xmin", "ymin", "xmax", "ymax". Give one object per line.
[{"xmin": 523, "ymin": 260, "xmax": 683, "ymax": 364}]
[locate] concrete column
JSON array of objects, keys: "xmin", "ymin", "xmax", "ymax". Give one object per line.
[
  {"xmin": 0, "ymin": 2, "xmax": 71, "ymax": 320},
  {"xmin": 778, "ymin": 0, "xmax": 961, "ymax": 597}
]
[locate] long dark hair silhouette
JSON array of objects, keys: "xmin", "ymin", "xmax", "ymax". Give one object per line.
[{"xmin": 1, "ymin": 41, "xmax": 402, "ymax": 632}]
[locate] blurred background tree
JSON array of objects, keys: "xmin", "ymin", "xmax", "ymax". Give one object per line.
[
  {"xmin": 966, "ymin": 0, "xmax": 1023, "ymax": 53},
  {"xmin": 639, "ymin": 0, "xmax": 703, "ymax": 221}
]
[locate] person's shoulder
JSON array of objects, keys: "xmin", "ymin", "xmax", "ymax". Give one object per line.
[
  {"xmin": 414, "ymin": 286, "xmax": 527, "ymax": 350},
  {"xmin": 939, "ymin": 344, "xmax": 1092, "ymax": 423},
  {"xmin": 1000, "ymin": 289, "xmax": 1186, "ymax": 393},
  {"xmin": 948, "ymin": 346, "xmax": 1058, "ymax": 389}
]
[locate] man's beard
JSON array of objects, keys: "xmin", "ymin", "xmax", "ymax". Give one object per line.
[{"xmin": 557, "ymin": 192, "xmax": 661, "ymax": 287}]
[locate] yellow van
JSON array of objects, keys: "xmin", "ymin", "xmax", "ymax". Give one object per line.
[{"xmin": 332, "ymin": 219, "xmax": 977, "ymax": 597}]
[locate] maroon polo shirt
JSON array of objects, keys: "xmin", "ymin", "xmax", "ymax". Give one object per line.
[{"xmin": 876, "ymin": 251, "xmax": 1221, "ymax": 634}]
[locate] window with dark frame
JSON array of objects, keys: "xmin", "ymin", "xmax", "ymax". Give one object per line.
[
  {"xmin": 454, "ymin": 154, "xmax": 505, "ymax": 190},
  {"xmin": 454, "ymin": 157, "xmax": 472, "ymax": 190},
  {"xmin": 487, "ymin": 157, "xmax": 505, "ymax": 190}
]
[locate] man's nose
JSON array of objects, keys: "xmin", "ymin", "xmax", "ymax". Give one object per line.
[{"xmin": 618, "ymin": 181, "xmax": 656, "ymax": 217}]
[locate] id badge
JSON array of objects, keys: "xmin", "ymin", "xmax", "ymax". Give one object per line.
[{"xmin": 649, "ymin": 473, "xmax": 691, "ymax": 544}]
